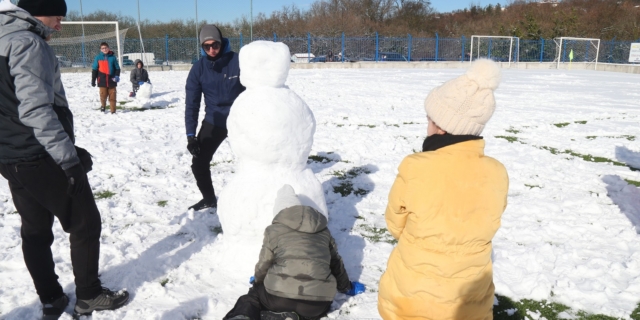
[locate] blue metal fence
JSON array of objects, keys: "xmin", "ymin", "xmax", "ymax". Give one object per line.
[{"xmin": 70, "ymin": 34, "xmax": 639, "ymax": 67}]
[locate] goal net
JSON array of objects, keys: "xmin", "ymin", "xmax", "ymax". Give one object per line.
[
  {"xmin": 49, "ymin": 22, "xmax": 128, "ymax": 68},
  {"xmin": 554, "ymin": 37, "xmax": 600, "ymax": 70},
  {"xmin": 470, "ymin": 36, "xmax": 519, "ymax": 66}
]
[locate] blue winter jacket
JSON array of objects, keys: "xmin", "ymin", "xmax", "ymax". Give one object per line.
[
  {"xmin": 185, "ymin": 38, "xmax": 245, "ymax": 135},
  {"xmin": 91, "ymin": 50, "xmax": 120, "ymax": 87}
]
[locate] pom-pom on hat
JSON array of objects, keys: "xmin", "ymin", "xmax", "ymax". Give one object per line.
[
  {"xmin": 273, "ymin": 184, "xmax": 302, "ymax": 217},
  {"xmin": 18, "ymin": 0, "xmax": 67, "ymax": 17},
  {"xmin": 424, "ymin": 59, "xmax": 501, "ymax": 136}
]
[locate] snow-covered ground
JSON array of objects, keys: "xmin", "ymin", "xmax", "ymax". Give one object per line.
[{"xmin": 1, "ymin": 68, "xmax": 639, "ymax": 319}]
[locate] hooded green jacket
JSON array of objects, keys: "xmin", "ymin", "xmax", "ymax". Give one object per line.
[{"xmin": 255, "ymin": 205, "xmax": 351, "ymax": 301}]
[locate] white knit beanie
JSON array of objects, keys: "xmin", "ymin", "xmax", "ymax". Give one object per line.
[
  {"xmin": 424, "ymin": 59, "xmax": 501, "ymax": 136},
  {"xmin": 273, "ymin": 184, "xmax": 302, "ymax": 217}
]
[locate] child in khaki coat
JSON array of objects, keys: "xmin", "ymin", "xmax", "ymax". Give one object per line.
[{"xmin": 378, "ymin": 59, "xmax": 509, "ymax": 320}]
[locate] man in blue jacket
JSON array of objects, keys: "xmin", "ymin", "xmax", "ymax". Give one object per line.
[{"xmin": 185, "ymin": 25, "xmax": 245, "ymax": 211}]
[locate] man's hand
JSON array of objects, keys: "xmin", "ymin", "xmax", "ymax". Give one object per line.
[
  {"xmin": 113, "ymin": 76, "xmax": 120, "ymax": 83},
  {"xmin": 64, "ymin": 163, "xmax": 88, "ymax": 197},
  {"xmin": 187, "ymin": 136, "xmax": 200, "ymax": 157},
  {"xmin": 91, "ymin": 82, "xmax": 96, "ymax": 87}
]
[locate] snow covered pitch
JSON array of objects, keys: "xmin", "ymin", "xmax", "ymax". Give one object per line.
[{"xmin": 0, "ymin": 68, "xmax": 639, "ymax": 319}]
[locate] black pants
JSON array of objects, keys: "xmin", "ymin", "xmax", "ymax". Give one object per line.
[
  {"xmin": 0, "ymin": 157, "xmax": 102, "ymax": 302},
  {"xmin": 224, "ymin": 283, "xmax": 332, "ymax": 320},
  {"xmin": 191, "ymin": 120, "xmax": 228, "ymax": 199}
]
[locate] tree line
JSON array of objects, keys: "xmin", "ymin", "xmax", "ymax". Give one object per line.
[{"xmin": 65, "ymin": 0, "xmax": 640, "ymax": 40}]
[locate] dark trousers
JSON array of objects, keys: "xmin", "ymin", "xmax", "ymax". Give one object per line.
[
  {"xmin": 224, "ymin": 283, "xmax": 332, "ymax": 320},
  {"xmin": 0, "ymin": 157, "xmax": 102, "ymax": 302},
  {"xmin": 191, "ymin": 120, "xmax": 228, "ymax": 199}
]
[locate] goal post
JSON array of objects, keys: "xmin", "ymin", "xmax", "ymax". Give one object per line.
[
  {"xmin": 470, "ymin": 35, "xmax": 519, "ymax": 67},
  {"xmin": 554, "ymin": 37, "xmax": 600, "ymax": 70},
  {"xmin": 50, "ymin": 21, "xmax": 127, "ymax": 68}
]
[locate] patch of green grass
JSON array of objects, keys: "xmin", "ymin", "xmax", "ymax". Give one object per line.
[
  {"xmin": 331, "ymin": 167, "xmax": 372, "ymax": 197},
  {"xmin": 493, "ymin": 295, "xmax": 619, "ymax": 320},
  {"xmin": 308, "ymin": 155, "xmax": 333, "ymax": 163},
  {"xmin": 625, "ymin": 179, "xmax": 640, "ymax": 187},
  {"xmin": 574, "ymin": 120, "xmax": 588, "ymax": 124},
  {"xmin": 336, "ymin": 124, "xmax": 344, "ymax": 127},
  {"xmin": 525, "ymin": 184, "xmax": 541, "ymax": 189},
  {"xmin": 157, "ymin": 200, "xmax": 168, "ymax": 207},
  {"xmin": 495, "ymin": 136, "xmax": 520, "ymax": 143},
  {"xmin": 554, "ymin": 122, "xmax": 570, "ymax": 128},
  {"xmin": 586, "ymin": 135, "xmax": 635, "ymax": 141},
  {"xmin": 160, "ymin": 278, "xmax": 169, "ymax": 287},
  {"xmin": 403, "ymin": 122, "xmax": 417, "ymax": 125},
  {"xmin": 358, "ymin": 124, "xmax": 377, "ymax": 128},
  {"xmin": 586, "ymin": 136, "xmax": 597, "ymax": 140},
  {"xmin": 95, "ymin": 190, "xmax": 116, "ymax": 199},
  {"xmin": 359, "ymin": 225, "xmax": 397, "ymax": 245},
  {"xmin": 118, "ymin": 101, "xmax": 127, "ymax": 105},
  {"xmin": 506, "ymin": 127, "xmax": 521, "ymax": 134},
  {"xmin": 631, "ymin": 303, "xmax": 640, "ymax": 319},
  {"xmin": 540, "ymin": 146, "xmax": 638, "ymax": 170},
  {"xmin": 210, "ymin": 160, "xmax": 233, "ymax": 167}
]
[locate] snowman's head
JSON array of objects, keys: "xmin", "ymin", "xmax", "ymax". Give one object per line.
[{"xmin": 239, "ymin": 41, "xmax": 291, "ymax": 89}]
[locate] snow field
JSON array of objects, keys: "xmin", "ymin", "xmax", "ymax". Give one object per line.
[{"xmin": 0, "ymin": 68, "xmax": 639, "ymax": 319}]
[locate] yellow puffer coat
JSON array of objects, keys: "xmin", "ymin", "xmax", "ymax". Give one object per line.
[{"xmin": 378, "ymin": 139, "xmax": 508, "ymax": 320}]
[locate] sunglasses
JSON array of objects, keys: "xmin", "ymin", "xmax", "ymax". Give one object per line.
[{"xmin": 202, "ymin": 42, "xmax": 221, "ymax": 51}]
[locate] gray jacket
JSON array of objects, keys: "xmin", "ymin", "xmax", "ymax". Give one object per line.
[
  {"xmin": 255, "ymin": 205, "xmax": 351, "ymax": 301},
  {"xmin": 0, "ymin": 2, "xmax": 78, "ymax": 169}
]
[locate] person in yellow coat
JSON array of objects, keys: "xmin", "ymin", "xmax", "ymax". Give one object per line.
[{"xmin": 378, "ymin": 59, "xmax": 509, "ymax": 320}]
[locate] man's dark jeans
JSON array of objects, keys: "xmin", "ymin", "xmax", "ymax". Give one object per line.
[
  {"xmin": 0, "ymin": 156, "xmax": 102, "ymax": 302},
  {"xmin": 191, "ymin": 120, "xmax": 228, "ymax": 200}
]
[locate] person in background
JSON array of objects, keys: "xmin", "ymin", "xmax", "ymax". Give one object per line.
[
  {"xmin": 0, "ymin": 0, "xmax": 129, "ymax": 319},
  {"xmin": 184, "ymin": 24, "xmax": 245, "ymax": 211},
  {"xmin": 129, "ymin": 59, "xmax": 150, "ymax": 97},
  {"xmin": 378, "ymin": 59, "xmax": 509, "ymax": 320},
  {"xmin": 91, "ymin": 42, "xmax": 120, "ymax": 114},
  {"xmin": 224, "ymin": 185, "xmax": 365, "ymax": 320}
]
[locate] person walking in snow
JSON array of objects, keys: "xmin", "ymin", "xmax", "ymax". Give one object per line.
[
  {"xmin": 185, "ymin": 24, "xmax": 245, "ymax": 211},
  {"xmin": 129, "ymin": 59, "xmax": 150, "ymax": 97},
  {"xmin": 91, "ymin": 41, "xmax": 121, "ymax": 114},
  {"xmin": 0, "ymin": 0, "xmax": 129, "ymax": 319},
  {"xmin": 224, "ymin": 185, "xmax": 365, "ymax": 320},
  {"xmin": 377, "ymin": 59, "xmax": 509, "ymax": 320}
]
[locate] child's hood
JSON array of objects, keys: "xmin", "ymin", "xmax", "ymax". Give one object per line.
[
  {"xmin": 273, "ymin": 205, "xmax": 327, "ymax": 234},
  {"xmin": 135, "ymin": 59, "xmax": 143, "ymax": 67}
]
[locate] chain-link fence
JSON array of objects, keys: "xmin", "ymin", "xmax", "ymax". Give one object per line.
[
  {"xmin": 50, "ymin": 22, "xmax": 128, "ymax": 68},
  {"xmin": 51, "ymin": 31, "xmax": 640, "ymax": 67}
]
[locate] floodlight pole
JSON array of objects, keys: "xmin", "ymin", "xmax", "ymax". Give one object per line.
[
  {"xmin": 79, "ymin": 0, "xmax": 86, "ymax": 67},
  {"xmin": 195, "ymin": 0, "xmax": 199, "ymax": 60},
  {"xmin": 250, "ymin": 0, "xmax": 253, "ymax": 42}
]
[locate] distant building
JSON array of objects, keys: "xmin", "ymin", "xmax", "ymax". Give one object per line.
[{"xmin": 538, "ymin": 0, "xmax": 559, "ymax": 6}]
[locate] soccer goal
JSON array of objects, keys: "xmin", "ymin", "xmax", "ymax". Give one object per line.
[
  {"xmin": 554, "ymin": 37, "xmax": 600, "ymax": 70},
  {"xmin": 49, "ymin": 22, "xmax": 128, "ymax": 68},
  {"xmin": 470, "ymin": 36, "xmax": 519, "ymax": 67}
]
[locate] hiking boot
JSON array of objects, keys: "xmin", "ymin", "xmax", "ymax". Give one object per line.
[
  {"xmin": 73, "ymin": 287, "xmax": 129, "ymax": 318},
  {"xmin": 42, "ymin": 294, "xmax": 69, "ymax": 320},
  {"xmin": 188, "ymin": 197, "xmax": 217, "ymax": 211},
  {"xmin": 100, "ymin": 107, "xmax": 105, "ymax": 112},
  {"xmin": 261, "ymin": 311, "xmax": 299, "ymax": 320}
]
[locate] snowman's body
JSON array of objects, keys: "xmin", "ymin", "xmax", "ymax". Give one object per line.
[{"xmin": 217, "ymin": 41, "xmax": 327, "ymax": 242}]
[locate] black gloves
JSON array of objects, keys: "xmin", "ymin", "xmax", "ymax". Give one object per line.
[
  {"xmin": 187, "ymin": 136, "xmax": 200, "ymax": 157},
  {"xmin": 75, "ymin": 146, "xmax": 93, "ymax": 173},
  {"xmin": 91, "ymin": 82, "xmax": 96, "ymax": 87},
  {"xmin": 64, "ymin": 163, "xmax": 87, "ymax": 197}
]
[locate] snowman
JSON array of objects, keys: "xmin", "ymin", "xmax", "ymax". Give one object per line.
[{"xmin": 216, "ymin": 41, "xmax": 328, "ymax": 244}]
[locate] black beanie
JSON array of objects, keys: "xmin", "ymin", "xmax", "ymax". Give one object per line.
[{"xmin": 18, "ymin": 0, "xmax": 68, "ymax": 17}]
